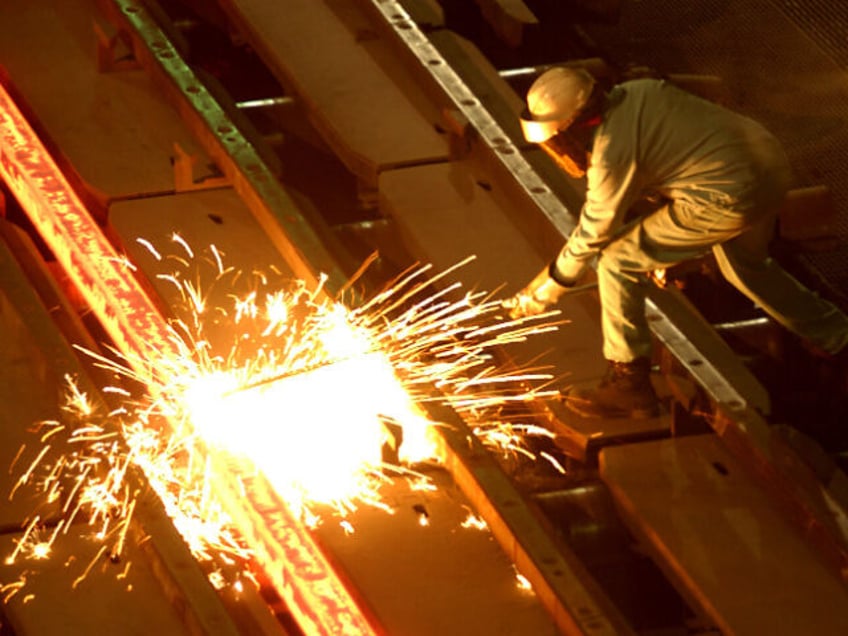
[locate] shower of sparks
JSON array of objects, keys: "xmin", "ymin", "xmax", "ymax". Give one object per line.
[
  {"xmin": 515, "ymin": 572, "xmax": 534, "ymax": 593},
  {"xmin": 5, "ymin": 246, "xmax": 566, "ymax": 594},
  {"xmin": 460, "ymin": 511, "xmax": 488, "ymax": 531}
]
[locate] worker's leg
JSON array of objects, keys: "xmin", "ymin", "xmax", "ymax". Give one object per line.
[
  {"xmin": 595, "ymin": 252, "xmax": 654, "ymax": 363},
  {"xmin": 569, "ymin": 201, "xmax": 748, "ymax": 418},
  {"xmin": 568, "ymin": 202, "xmax": 753, "ymax": 418},
  {"xmin": 714, "ymin": 216, "xmax": 848, "ymax": 354},
  {"xmin": 598, "ymin": 200, "xmax": 748, "ymax": 362}
]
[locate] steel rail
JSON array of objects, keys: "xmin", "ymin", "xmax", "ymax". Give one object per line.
[
  {"xmin": 426, "ymin": 400, "xmax": 635, "ymax": 636},
  {"xmin": 97, "ymin": 0, "xmax": 348, "ymax": 296},
  {"xmin": 0, "ymin": 83, "xmax": 173, "ymax": 380}
]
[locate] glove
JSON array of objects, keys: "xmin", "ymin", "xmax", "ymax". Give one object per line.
[{"xmin": 502, "ymin": 265, "xmax": 570, "ymax": 319}]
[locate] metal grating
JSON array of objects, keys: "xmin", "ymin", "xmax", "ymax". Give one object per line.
[
  {"xmin": 772, "ymin": 0, "xmax": 848, "ymax": 72},
  {"xmin": 578, "ymin": 0, "xmax": 848, "ymax": 308}
]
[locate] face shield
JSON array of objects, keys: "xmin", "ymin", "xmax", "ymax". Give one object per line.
[
  {"xmin": 520, "ymin": 109, "xmax": 589, "ymax": 179},
  {"xmin": 519, "ymin": 108, "xmax": 568, "ymax": 144},
  {"xmin": 538, "ymin": 129, "xmax": 590, "ymax": 179}
]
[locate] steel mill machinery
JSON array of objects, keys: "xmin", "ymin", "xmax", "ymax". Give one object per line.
[{"xmin": 2, "ymin": 1, "xmax": 848, "ymax": 635}]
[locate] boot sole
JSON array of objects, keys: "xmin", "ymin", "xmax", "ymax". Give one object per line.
[{"xmin": 563, "ymin": 398, "xmax": 660, "ymax": 420}]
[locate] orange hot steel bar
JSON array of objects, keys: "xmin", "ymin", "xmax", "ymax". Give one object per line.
[{"xmin": 0, "ymin": 80, "xmax": 379, "ymax": 636}]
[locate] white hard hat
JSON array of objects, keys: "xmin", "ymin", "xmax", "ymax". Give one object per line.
[{"xmin": 520, "ymin": 67, "xmax": 596, "ymax": 143}]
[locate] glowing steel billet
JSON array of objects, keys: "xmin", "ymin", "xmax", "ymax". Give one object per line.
[
  {"xmin": 218, "ymin": 459, "xmax": 377, "ymax": 635},
  {"xmin": 0, "ymin": 85, "xmax": 172, "ymax": 380},
  {"xmin": 0, "ymin": 82, "xmax": 378, "ymax": 636}
]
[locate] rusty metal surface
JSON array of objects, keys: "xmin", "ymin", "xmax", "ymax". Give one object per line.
[
  {"xmin": 216, "ymin": 0, "xmax": 450, "ymax": 187},
  {"xmin": 0, "ymin": 0, "xmax": 210, "ymax": 210},
  {"xmin": 711, "ymin": 404, "xmax": 848, "ymax": 579},
  {"xmin": 98, "ymin": 0, "xmax": 348, "ymax": 293},
  {"xmin": 600, "ymin": 434, "xmax": 848, "ymax": 635}
]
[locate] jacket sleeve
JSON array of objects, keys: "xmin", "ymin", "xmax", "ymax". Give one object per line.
[{"xmin": 552, "ymin": 132, "xmax": 641, "ymax": 283}]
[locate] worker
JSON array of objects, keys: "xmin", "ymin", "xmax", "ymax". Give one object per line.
[{"xmin": 504, "ymin": 66, "xmax": 848, "ymax": 419}]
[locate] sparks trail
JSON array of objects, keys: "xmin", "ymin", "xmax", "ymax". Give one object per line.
[
  {"xmin": 222, "ymin": 358, "xmax": 354, "ymax": 396},
  {"xmin": 5, "ymin": 243, "xmax": 566, "ymax": 597}
]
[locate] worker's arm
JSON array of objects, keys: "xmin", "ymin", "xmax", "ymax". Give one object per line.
[
  {"xmin": 503, "ymin": 138, "xmax": 640, "ymax": 319},
  {"xmin": 552, "ymin": 132, "xmax": 642, "ymax": 284},
  {"xmin": 505, "ymin": 86, "xmax": 647, "ymax": 318},
  {"xmin": 502, "ymin": 262, "xmax": 573, "ymax": 319}
]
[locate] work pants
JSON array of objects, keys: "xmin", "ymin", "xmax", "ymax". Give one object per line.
[{"xmin": 596, "ymin": 198, "xmax": 848, "ymax": 362}]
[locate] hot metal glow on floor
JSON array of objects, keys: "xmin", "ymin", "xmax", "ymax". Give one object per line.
[{"xmin": 0, "ymin": 81, "xmax": 378, "ymax": 636}]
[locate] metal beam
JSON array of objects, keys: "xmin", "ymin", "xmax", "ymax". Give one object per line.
[
  {"xmin": 98, "ymin": 0, "xmax": 348, "ymax": 294},
  {"xmin": 356, "ymin": 0, "xmax": 769, "ymax": 416},
  {"xmin": 427, "ymin": 400, "xmax": 636, "ymax": 636}
]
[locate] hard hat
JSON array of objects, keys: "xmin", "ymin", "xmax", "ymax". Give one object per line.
[{"xmin": 520, "ymin": 67, "xmax": 596, "ymax": 143}]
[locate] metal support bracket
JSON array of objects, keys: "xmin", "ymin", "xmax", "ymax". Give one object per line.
[
  {"xmin": 440, "ymin": 107, "xmax": 474, "ymax": 159},
  {"xmin": 94, "ymin": 20, "xmax": 141, "ymax": 72},
  {"xmin": 172, "ymin": 142, "xmax": 230, "ymax": 192}
]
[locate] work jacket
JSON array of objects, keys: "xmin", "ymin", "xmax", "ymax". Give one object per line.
[{"xmin": 552, "ymin": 78, "xmax": 791, "ymax": 284}]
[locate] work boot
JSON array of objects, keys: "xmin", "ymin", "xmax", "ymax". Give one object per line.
[{"xmin": 562, "ymin": 358, "xmax": 660, "ymax": 419}]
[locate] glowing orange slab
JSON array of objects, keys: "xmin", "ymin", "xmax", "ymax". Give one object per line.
[{"xmin": 0, "ymin": 81, "xmax": 379, "ymax": 636}]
